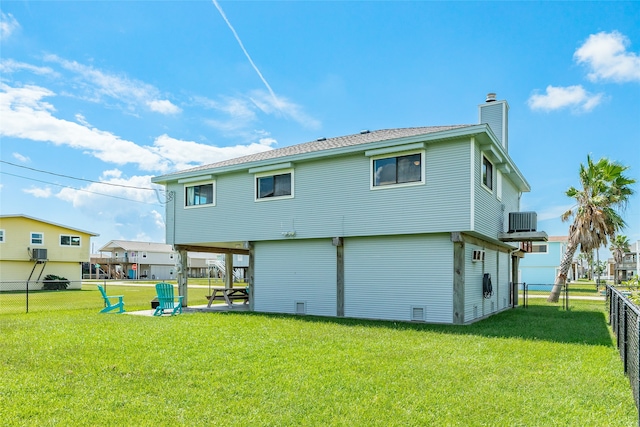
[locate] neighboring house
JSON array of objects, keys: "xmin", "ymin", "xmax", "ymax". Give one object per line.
[
  {"xmin": 518, "ymin": 236, "xmax": 577, "ymax": 288},
  {"xmin": 608, "ymin": 241, "xmax": 639, "ymax": 283},
  {"xmin": 152, "ymin": 94, "xmax": 546, "ymax": 324},
  {"xmin": 94, "ymin": 240, "xmax": 249, "ymax": 281},
  {"xmin": 0, "ymin": 214, "xmax": 98, "ymax": 290},
  {"xmin": 97, "ymin": 240, "xmax": 176, "ymax": 280}
]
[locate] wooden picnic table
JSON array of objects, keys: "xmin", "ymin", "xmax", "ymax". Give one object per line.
[{"xmin": 206, "ymin": 287, "xmax": 249, "ymax": 308}]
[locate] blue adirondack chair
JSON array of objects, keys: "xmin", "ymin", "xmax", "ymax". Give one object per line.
[
  {"xmin": 97, "ymin": 285, "xmax": 125, "ymax": 314},
  {"xmin": 153, "ymin": 283, "xmax": 183, "ymax": 316}
]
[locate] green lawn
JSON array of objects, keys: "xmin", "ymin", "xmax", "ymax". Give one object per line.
[
  {"xmin": 0, "ymin": 283, "xmax": 220, "ymax": 314},
  {"xmin": 0, "ymin": 297, "xmax": 636, "ymax": 426}
]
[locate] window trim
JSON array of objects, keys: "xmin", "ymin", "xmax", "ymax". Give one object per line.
[
  {"xmin": 530, "ymin": 244, "xmax": 548, "ymax": 254},
  {"xmin": 31, "ymin": 232, "xmax": 44, "ymax": 245},
  {"xmin": 184, "ymin": 180, "xmax": 216, "ymax": 209},
  {"xmin": 370, "ymin": 149, "xmax": 425, "ymax": 190},
  {"xmin": 481, "ymin": 155, "xmax": 494, "ymax": 193},
  {"xmin": 254, "ymin": 168, "xmax": 294, "ymax": 202},
  {"xmin": 0, "ymin": 229, "xmax": 4, "ymax": 243},
  {"xmin": 59, "ymin": 234, "xmax": 81, "ymax": 247}
]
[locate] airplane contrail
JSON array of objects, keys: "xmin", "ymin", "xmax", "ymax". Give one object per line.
[{"xmin": 211, "ymin": 0, "xmax": 281, "ymax": 110}]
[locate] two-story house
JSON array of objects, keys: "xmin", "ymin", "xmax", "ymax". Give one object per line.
[
  {"xmin": 518, "ymin": 236, "xmax": 577, "ymax": 290},
  {"xmin": 95, "ymin": 240, "xmax": 249, "ymax": 280},
  {"xmin": 152, "ymin": 94, "xmax": 546, "ymax": 324},
  {"xmin": 0, "ymin": 214, "xmax": 98, "ymax": 290}
]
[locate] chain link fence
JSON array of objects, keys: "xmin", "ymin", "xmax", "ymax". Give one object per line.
[
  {"xmin": 0, "ymin": 280, "xmax": 102, "ymax": 314},
  {"xmin": 606, "ymin": 284, "xmax": 640, "ymax": 426},
  {"xmin": 0, "ymin": 280, "xmax": 219, "ymax": 314}
]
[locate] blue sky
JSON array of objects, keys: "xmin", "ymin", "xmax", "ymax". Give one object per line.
[{"xmin": 1, "ymin": 1, "xmax": 639, "ymax": 256}]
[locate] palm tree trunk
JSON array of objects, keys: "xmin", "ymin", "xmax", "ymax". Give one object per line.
[{"xmin": 548, "ymin": 240, "xmax": 579, "ymax": 302}]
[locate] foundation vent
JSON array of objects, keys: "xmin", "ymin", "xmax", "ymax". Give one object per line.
[
  {"xmin": 295, "ymin": 301, "xmax": 307, "ymax": 315},
  {"xmin": 411, "ymin": 306, "xmax": 426, "ymax": 322}
]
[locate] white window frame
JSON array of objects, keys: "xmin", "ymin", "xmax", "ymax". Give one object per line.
[
  {"xmin": 31, "ymin": 232, "xmax": 44, "ymax": 245},
  {"xmin": 184, "ymin": 180, "xmax": 216, "ymax": 209},
  {"xmin": 481, "ymin": 155, "xmax": 494, "ymax": 193},
  {"xmin": 254, "ymin": 168, "xmax": 294, "ymax": 202},
  {"xmin": 59, "ymin": 234, "xmax": 81, "ymax": 247},
  {"xmin": 370, "ymin": 149, "xmax": 425, "ymax": 191},
  {"xmin": 0, "ymin": 229, "xmax": 4, "ymax": 243}
]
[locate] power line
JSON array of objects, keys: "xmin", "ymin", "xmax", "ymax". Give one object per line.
[
  {"xmin": 1, "ymin": 171, "xmax": 162, "ymax": 205},
  {"xmin": 0, "ymin": 160, "xmax": 157, "ymax": 191}
]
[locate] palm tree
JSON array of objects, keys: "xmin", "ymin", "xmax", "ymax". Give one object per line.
[
  {"xmin": 610, "ymin": 234, "xmax": 631, "ymax": 284},
  {"xmin": 547, "ymin": 156, "xmax": 635, "ymax": 302}
]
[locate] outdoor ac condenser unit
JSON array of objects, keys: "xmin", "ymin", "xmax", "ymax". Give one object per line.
[
  {"xmin": 508, "ymin": 212, "xmax": 537, "ymax": 233},
  {"xmin": 32, "ymin": 248, "xmax": 48, "ymax": 261}
]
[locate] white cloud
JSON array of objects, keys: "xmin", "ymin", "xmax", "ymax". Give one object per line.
[
  {"xmin": 0, "ymin": 59, "xmax": 56, "ymax": 76},
  {"xmin": 55, "ymin": 171, "xmax": 159, "ymax": 208},
  {"xmin": 12, "ymin": 152, "xmax": 30, "ymax": 162},
  {"xmin": 575, "ymin": 31, "xmax": 640, "ymax": 83},
  {"xmin": 527, "ymin": 85, "xmax": 604, "ymax": 112},
  {"xmin": 0, "ymin": 83, "xmax": 279, "ymax": 177},
  {"xmin": 199, "ymin": 91, "xmax": 320, "ymax": 132},
  {"xmin": 250, "ymin": 90, "xmax": 321, "ymax": 130},
  {"xmin": 0, "ymin": 12, "xmax": 20, "ymax": 40},
  {"xmin": 75, "ymin": 113, "xmax": 91, "ymax": 127},
  {"xmin": 150, "ymin": 134, "xmax": 275, "ymax": 171},
  {"xmin": 147, "ymin": 99, "xmax": 181, "ymax": 115},
  {"xmin": 43, "ymin": 55, "xmax": 180, "ymax": 115},
  {"xmin": 23, "ymin": 186, "xmax": 52, "ymax": 198},
  {"xmin": 150, "ymin": 210, "xmax": 165, "ymax": 229},
  {"xmin": 0, "ymin": 83, "xmax": 172, "ymax": 171}
]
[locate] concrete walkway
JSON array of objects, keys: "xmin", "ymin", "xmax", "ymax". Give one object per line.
[{"xmin": 126, "ymin": 303, "xmax": 250, "ymax": 317}]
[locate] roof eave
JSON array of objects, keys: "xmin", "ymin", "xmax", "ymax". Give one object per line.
[{"xmin": 152, "ymin": 125, "xmax": 488, "ymax": 184}]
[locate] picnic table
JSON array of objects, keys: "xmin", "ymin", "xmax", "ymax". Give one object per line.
[{"xmin": 206, "ymin": 287, "xmax": 249, "ymax": 308}]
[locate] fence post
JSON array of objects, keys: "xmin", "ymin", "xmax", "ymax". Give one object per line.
[{"xmin": 25, "ymin": 280, "xmax": 29, "ymax": 314}]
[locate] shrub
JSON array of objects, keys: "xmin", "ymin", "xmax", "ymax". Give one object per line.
[{"xmin": 42, "ymin": 275, "xmax": 70, "ymax": 290}]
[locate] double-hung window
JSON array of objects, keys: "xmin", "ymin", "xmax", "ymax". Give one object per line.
[
  {"xmin": 0, "ymin": 229, "xmax": 4, "ymax": 243},
  {"xmin": 185, "ymin": 181, "xmax": 215, "ymax": 208},
  {"xmin": 60, "ymin": 235, "xmax": 81, "ymax": 246},
  {"xmin": 371, "ymin": 149, "xmax": 424, "ymax": 189},
  {"xmin": 31, "ymin": 232, "xmax": 44, "ymax": 245},
  {"xmin": 255, "ymin": 170, "xmax": 293, "ymax": 200},
  {"xmin": 482, "ymin": 155, "xmax": 493, "ymax": 191}
]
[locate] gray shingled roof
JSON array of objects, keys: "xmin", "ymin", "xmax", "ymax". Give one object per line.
[{"xmin": 159, "ymin": 125, "xmax": 474, "ymax": 178}]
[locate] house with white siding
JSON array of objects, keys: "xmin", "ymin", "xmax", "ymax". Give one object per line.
[{"xmin": 152, "ymin": 94, "xmax": 546, "ymax": 324}]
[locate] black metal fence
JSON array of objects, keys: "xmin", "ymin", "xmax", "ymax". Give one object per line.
[{"xmin": 606, "ymin": 284, "xmax": 640, "ymax": 426}]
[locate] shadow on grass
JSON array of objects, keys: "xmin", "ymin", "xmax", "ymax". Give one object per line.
[{"xmin": 216, "ymin": 302, "xmax": 614, "ymax": 347}]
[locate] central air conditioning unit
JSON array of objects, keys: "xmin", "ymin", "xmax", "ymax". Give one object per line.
[
  {"xmin": 472, "ymin": 250, "xmax": 485, "ymax": 262},
  {"xmin": 32, "ymin": 248, "xmax": 48, "ymax": 261},
  {"xmin": 508, "ymin": 211, "xmax": 537, "ymax": 233}
]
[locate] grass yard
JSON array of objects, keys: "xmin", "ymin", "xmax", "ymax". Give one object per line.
[
  {"xmin": 0, "ymin": 298, "xmax": 636, "ymax": 426},
  {"xmin": 0, "ymin": 283, "xmax": 217, "ymax": 314}
]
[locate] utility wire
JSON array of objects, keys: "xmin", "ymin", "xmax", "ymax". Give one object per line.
[
  {"xmin": 0, "ymin": 160, "xmax": 157, "ymax": 191},
  {"xmin": 1, "ymin": 171, "xmax": 162, "ymax": 205}
]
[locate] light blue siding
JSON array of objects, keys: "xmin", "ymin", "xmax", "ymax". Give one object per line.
[
  {"xmin": 253, "ymin": 239, "xmax": 336, "ymax": 316},
  {"xmin": 344, "ymin": 234, "xmax": 452, "ymax": 323},
  {"xmin": 519, "ymin": 241, "xmax": 564, "ymax": 285},
  {"xmin": 165, "ymin": 138, "xmax": 475, "ymax": 246},
  {"xmin": 464, "ymin": 244, "xmax": 511, "ymax": 322}
]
